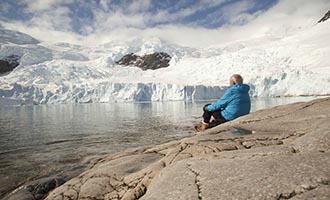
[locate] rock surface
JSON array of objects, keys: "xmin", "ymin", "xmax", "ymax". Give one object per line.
[
  {"xmin": 40, "ymin": 97, "xmax": 330, "ymax": 200},
  {"xmin": 318, "ymin": 10, "xmax": 330, "ymax": 23},
  {"xmin": 116, "ymin": 52, "xmax": 171, "ymax": 70},
  {"xmin": 0, "ymin": 55, "xmax": 20, "ymax": 74},
  {"xmin": 4, "ymin": 176, "xmax": 65, "ymax": 200}
]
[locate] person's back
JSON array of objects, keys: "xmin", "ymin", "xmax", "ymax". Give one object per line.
[
  {"xmin": 195, "ymin": 74, "xmax": 251, "ymax": 132},
  {"xmin": 219, "ymin": 83, "xmax": 251, "ymax": 121}
]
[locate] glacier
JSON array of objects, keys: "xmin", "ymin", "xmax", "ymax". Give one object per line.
[
  {"xmin": 1, "ymin": 20, "xmax": 330, "ymax": 104},
  {"xmin": 0, "ymin": 82, "xmax": 227, "ymax": 104}
]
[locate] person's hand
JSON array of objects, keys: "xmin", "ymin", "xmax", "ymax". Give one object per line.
[{"xmin": 203, "ymin": 104, "xmax": 211, "ymax": 112}]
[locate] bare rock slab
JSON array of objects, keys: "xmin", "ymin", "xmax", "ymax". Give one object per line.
[{"xmin": 44, "ymin": 97, "xmax": 330, "ymax": 200}]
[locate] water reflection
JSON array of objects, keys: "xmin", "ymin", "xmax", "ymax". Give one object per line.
[{"xmin": 0, "ymin": 101, "xmax": 199, "ymax": 196}]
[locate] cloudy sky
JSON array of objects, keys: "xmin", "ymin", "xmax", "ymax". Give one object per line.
[{"xmin": 0, "ymin": 0, "xmax": 329, "ymax": 47}]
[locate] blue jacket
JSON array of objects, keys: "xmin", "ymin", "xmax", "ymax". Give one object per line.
[{"xmin": 207, "ymin": 84, "xmax": 251, "ymax": 121}]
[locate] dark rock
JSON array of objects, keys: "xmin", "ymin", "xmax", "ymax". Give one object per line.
[
  {"xmin": 6, "ymin": 189, "xmax": 34, "ymax": 200},
  {"xmin": 4, "ymin": 176, "xmax": 65, "ymax": 200},
  {"xmin": 116, "ymin": 53, "xmax": 139, "ymax": 66},
  {"xmin": 0, "ymin": 55, "xmax": 20, "ymax": 74},
  {"xmin": 116, "ymin": 52, "xmax": 171, "ymax": 70},
  {"xmin": 26, "ymin": 176, "xmax": 65, "ymax": 199},
  {"xmin": 318, "ymin": 10, "xmax": 330, "ymax": 23}
]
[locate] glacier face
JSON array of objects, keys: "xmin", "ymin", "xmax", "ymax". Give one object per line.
[
  {"xmin": 1, "ymin": 22, "xmax": 330, "ymax": 104},
  {"xmin": 0, "ymin": 82, "xmax": 227, "ymax": 104}
]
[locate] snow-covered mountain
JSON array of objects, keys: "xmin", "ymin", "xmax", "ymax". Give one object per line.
[{"xmin": 0, "ymin": 19, "xmax": 330, "ymax": 104}]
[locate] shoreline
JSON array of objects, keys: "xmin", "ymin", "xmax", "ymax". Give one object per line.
[{"xmin": 5, "ymin": 97, "xmax": 330, "ymax": 200}]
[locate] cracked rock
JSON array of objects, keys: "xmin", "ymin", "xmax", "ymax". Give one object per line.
[{"xmin": 42, "ymin": 97, "xmax": 330, "ymax": 200}]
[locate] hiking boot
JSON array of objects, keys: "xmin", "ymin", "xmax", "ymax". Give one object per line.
[
  {"xmin": 194, "ymin": 121, "xmax": 209, "ymax": 132},
  {"xmin": 208, "ymin": 119, "xmax": 223, "ymax": 128},
  {"xmin": 207, "ymin": 120, "xmax": 217, "ymax": 129}
]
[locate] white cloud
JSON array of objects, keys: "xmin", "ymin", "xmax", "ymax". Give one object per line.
[
  {"xmin": 243, "ymin": 0, "xmax": 330, "ymax": 38},
  {"xmin": 229, "ymin": 12, "xmax": 260, "ymax": 26},
  {"xmin": 34, "ymin": 7, "xmax": 72, "ymax": 31},
  {"xmin": 12, "ymin": 0, "xmax": 74, "ymax": 32},
  {"xmin": 92, "ymin": 11, "xmax": 145, "ymax": 32},
  {"xmin": 222, "ymin": 0, "xmax": 256, "ymax": 23},
  {"xmin": 19, "ymin": 0, "xmax": 73, "ymax": 12},
  {"xmin": 1, "ymin": 0, "xmax": 329, "ymax": 48},
  {"xmin": 1, "ymin": 20, "xmax": 83, "ymax": 44},
  {"xmin": 194, "ymin": 0, "xmax": 228, "ymax": 10},
  {"xmin": 127, "ymin": 0, "xmax": 151, "ymax": 13}
]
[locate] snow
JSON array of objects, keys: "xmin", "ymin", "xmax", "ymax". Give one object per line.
[
  {"xmin": 0, "ymin": 29, "xmax": 40, "ymax": 45},
  {"xmin": 1, "ymin": 21, "xmax": 330, "ymax": 104}
]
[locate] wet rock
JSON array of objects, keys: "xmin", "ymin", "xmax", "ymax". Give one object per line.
[
  {"xmin": 6, "ymin": 189, "xmax": 34, "ymax": 200},
  {"xmin": 27, "ymin": 176, "xmax": 65, "ymax": 199},
  {"xmin": 4, "ymin": 176, "xmax": 65, "ymax": 200}
]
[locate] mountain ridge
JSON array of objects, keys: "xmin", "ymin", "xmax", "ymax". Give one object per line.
[{"xmin": 318, "ymin": 10, "xmax": 330, "ymax": 23}]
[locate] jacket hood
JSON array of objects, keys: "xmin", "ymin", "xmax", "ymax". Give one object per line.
[{"xmin": 231, "ymin": 84, "xmax": 250, "ymax": 93}]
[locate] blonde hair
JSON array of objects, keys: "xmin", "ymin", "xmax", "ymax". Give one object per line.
[{"xmin": 230, "ymin": 74, "xmax": 243, "ymax": 84}]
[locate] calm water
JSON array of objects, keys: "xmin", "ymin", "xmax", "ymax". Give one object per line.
[{"xmin": 0, "ymin": 97, "xmax": 320, "ymax": 196}]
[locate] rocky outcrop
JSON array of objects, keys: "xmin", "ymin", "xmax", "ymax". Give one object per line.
[
  {"xmin": 116, "ymin": 52, "xmax": 171, "ymax": 70},
  {"xmin": 318, "ymin": 10, "xmax": 330, "ymax": 23},
  {"xmin": 6, "ymin": 177, "xmax": 65, "ymax": 200},
  {"xmin": 0, "ymin": 55, "xmax": 20, "ymax": 74},
  {"xmin": 12, "ymin": 97, "xmax": 330, "ymax": 200}
]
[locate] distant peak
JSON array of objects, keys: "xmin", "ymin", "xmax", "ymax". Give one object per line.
[
  {"xmin": 0, "ymin": 28, "xmax": 40, "ymax": 45},
  {"xmin": 318, "ymin": 10, "xmax": 330, "ymax": 23}
]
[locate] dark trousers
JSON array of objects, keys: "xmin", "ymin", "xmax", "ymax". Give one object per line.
[{"xmin": 202, "ymin": 104, "xmax": 227, "ymax": 124}]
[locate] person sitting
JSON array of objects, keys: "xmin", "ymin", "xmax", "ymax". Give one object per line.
[{"xmin": 195, "ymin": 74, "xmax": 251, "ymax": 132}]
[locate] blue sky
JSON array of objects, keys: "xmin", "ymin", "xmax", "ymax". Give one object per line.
[
  {"xmin": 0, "ymin": 0, "xmax": 329, "ymax": 47},
  {"xmin": 0, "ymin": 0, "xmax": 278, "ymax": 33}
]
